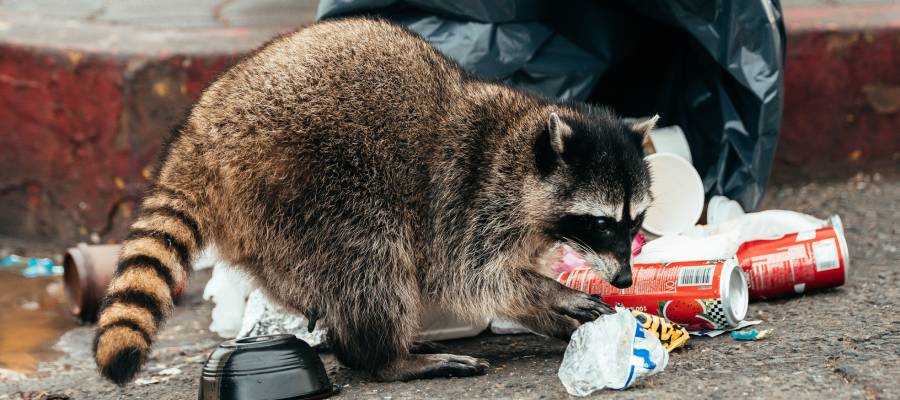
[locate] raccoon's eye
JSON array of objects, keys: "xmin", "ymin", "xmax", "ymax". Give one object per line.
[{"xmin": 595, "ymin": 217, "xmax": 615, "ymax": 235}]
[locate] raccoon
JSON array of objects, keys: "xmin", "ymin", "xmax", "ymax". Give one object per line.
[{"xmin": 93, "ymin": 17, "xmax": 655, "ymax": 384}]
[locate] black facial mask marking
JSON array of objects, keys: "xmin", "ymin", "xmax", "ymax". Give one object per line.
[{"xmin": 551, "ymin": 211, "xmax": 645, "ymax": 257}]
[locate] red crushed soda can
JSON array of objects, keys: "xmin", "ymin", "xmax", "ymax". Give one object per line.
[
  {"xmin": 558, "ymin": 258, "xmax": 748, "ymax": 331},
  {"xmin": 737, "ymin": 215, "xmax": 849, "ymax": 299}
]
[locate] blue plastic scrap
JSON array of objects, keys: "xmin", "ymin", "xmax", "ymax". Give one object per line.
[
  {"xmin": 22, "ymin": 257, "xmax": 63, "ymax": 278},
  {"xmin": 731, "ymin": 329, "xmax": 773, "ymax": 341},
  {"xmin": 0, "ymin": 254, "xmax": 25, "ymax": 267}
]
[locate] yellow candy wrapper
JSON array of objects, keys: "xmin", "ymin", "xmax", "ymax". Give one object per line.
[{"xmin": 617, "ymin": 307, "xmax": 689, "ymax": 352}]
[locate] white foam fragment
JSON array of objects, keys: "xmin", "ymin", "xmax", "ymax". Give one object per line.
[{"xmin": 202, "ymin": 262, "xmax": 255, "ymax": 338}]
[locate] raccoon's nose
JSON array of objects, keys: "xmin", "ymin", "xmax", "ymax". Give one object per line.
[{"xmin": 611, "ymin": 270, "xmax": 633, "ymax": 289}]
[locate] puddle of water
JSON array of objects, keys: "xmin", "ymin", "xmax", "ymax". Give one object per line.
[{"xmin": 0, "ymin": 268, "xmax": 77, "ymax": 374}]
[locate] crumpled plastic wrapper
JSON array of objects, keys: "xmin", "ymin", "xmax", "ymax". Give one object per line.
[
  {"xmin": 237, "ymin": 288, "xmax": 328, "ymax": 347},
  {"xmin": 625, "ymin": 308, "xmax": 689, "ymax": 352},
  {"xmin": 558, "ymin": 311, "xmax": 669, "ymax": 396}
]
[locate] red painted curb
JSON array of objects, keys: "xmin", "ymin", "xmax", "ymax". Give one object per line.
[
  {"xmin": 778, "ymin": 4, "xmax": 900, "ymax": 167},
  {"xmin": 0, "ymin": 43, "xmax": 242, "ymax": 244}
]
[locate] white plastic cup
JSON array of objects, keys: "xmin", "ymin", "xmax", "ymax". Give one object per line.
[
  {"xmin": 649, "ymin": 125, "xmax": 692, "ymax": 163},
  {"xmin": 706, "ymin": 195, "xmax": 746, "ymax": 226},
  {"xmin": 643, "ymin": 153, "xmax": 704, "ymax": 236}
]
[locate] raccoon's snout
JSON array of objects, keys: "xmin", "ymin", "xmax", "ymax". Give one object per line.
[
  {"xmin": 611, "ymin": 267, "xmax": 632, "ymax": 289},
  {"xmin": 611, "ymin": 249, "xmax": 634, "ymax": 289}
]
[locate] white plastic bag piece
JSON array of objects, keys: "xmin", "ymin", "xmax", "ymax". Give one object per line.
[
  {"xmin": 635, "ymin": 209, "xmax": 828, "ymax": 264},
  {"xmin": 687, "ymin": 209, "xmax": 826, "ymax": 241},
  {"xmin": 202, "ymin": 262, "xmax": 255, "ymax": 338},
  {"xmin": 238, "ymin": 288, "xmax": 328, "ymax": 347},
  {"xmin": 558, "ymin": 311, "xmax": 668, "ymax": 396},
  {"xmin": 489, "ymin": 318, "xmax": 532, "ymax": 335},
  {"xmin": 419, "ymin": 302, "xmax": 491, "ymax": 341}
]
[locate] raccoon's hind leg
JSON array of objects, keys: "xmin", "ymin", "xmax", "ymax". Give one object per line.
[
  {"xmin": 409, "ymin": 340, "xmax": 447, "ymax": 354},
  {"xmin": 325, "ymin": 248, "xmax": 488, "ymax": 381}
]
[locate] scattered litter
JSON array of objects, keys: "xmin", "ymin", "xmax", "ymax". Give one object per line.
[
  {"xmin": 22, "ymin": 257, "xmax": 63, "ymax": 278},
  {"xmin": 157, "ymin": 367, "xmax": 182, "ymax": 376},
  {"xmin": 631, "ymin": 233, "xmax": 647, "ymax": 257},
  {"xmin": 210, "ymin": 266, "xmax": 485, "ymax": 344},
  {"xmin": 419, "ymin": 302, "xmax": 490, "ymax": 341},
  {"xmin": 134, "ymin": 377, "xmax": 161, "ymax": 385},
  {"xmin": 558, "ymin": 311, "xmax": 668, "ymax": 396},
  {"xmin": 636, "ymin": 210, "xmax": 830, "ymax": 265},
  {"xmin": 45, "ymin": 281, "xmax": 63, "ymax": 296},
  {"xmin": 238, "ymin": 289, "xmax": 328, "ymax": 347},
  {"xmin": 0, "ymin": 255, "xmax": 63, "ymax": 277},
  {"xmin": 0, "ymin": 254, "xmax": 24, "ymax": 267},
  {"xmin": 624, "ymin": 308, "xmax": 689, "ymax": 352},
  {"xmin": 736, "ymin": 215, "xmax": 848, "ymax": 299},
  {"xmin": 706, "ymin": 195, "xmax": 745, "ymax": 226},
  {"xmin": 690, "ymin": 320, "xmax": 762, "ymax": 337},
  {"xmin": 490, "ymin": 318, "xmax": 531, "ymax": 335},
  {"xmin": 20, "ymin": 300, "xmax": 40, "ymax": 311},
  {"xmin": 731, "ymin": 329, "xmax": 773, "ymax": 341},
  {"xmin": 559, "ymin": 259, "xmax": 748, "ymax": 331}
]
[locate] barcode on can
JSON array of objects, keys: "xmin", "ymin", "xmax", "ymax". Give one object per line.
[
  {"xmin": 677, "ymin": 266, "xmax": 714, "ymax": 286},
  {"xmin": 812, "ymin": 238, "xmax": 839, "ymax": 272}
]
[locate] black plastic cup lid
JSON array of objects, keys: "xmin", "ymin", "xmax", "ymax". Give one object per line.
[{"xmin": 199, "ymin": 334, "xmax": 339, "ymax": 400}]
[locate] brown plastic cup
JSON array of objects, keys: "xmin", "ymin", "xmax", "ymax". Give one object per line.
[{"xmin": 63, "ymin": 243, "xmax": 121, "ymax": 322}]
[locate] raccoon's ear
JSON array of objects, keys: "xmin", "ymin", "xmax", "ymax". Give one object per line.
[
  {"xmin": 626, "ymin": 114, "xmax": 659, "ymax": 149},
  {"xmin": 548, "ymin": 112, "xmax": 572, "ymax": 155}
]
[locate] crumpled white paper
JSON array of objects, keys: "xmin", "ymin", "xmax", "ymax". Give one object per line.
[
  {"xmin": 238, "ymin": 288, "xmax": 328, "ymax": 347},
  {"xmin": 558, "ymin": 311, "xmax": 668, "ymax": 396}
]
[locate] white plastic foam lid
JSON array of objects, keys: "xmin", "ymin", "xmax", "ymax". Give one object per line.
[{"xmin": 642, "ymin": 153, "xmax": 705, "ymax": 236}]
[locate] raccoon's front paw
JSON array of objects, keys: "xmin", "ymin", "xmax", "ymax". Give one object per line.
[{"xmin": 554, "ymin": 291, "xmax": 615, "ymax": 323}]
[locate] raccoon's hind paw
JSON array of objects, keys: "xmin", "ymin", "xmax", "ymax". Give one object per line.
[
  {"xmin": 379, "ymin": 353, "xmax": 489, "ymax": 381},
  {"xmin": 554, "ymin": 291, "xmax": 616, "ymax": 323},
  {"xmin": 408, "ymin": 354, "xmax": 489, "ymax": 380}
]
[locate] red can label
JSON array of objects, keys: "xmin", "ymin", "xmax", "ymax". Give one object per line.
[
  {"xmin": 737, "ymin": 225, "xmax": 847, "ymax": 299},
  {"xmin": 558, "ymin": 260, "xmax": 736, "ymax": 331}
]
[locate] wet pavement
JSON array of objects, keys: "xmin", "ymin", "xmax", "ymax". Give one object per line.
[
  {"xmin": 0, "ymin": 266, "xmax": 74, "ymax": 378},
  {"xmin": 0, "ymin": 166, "xmax": 898, "ymax": 399}
]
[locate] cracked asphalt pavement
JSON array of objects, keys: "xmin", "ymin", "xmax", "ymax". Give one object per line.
[{"xmin": 0, "ymin": 166, "xmax": 897, "ymax": 399}]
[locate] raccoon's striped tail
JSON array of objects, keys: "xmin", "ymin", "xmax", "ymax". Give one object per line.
[{"xmin": 93, "ymin": 189, "xmax": 204, "ymax": 385}]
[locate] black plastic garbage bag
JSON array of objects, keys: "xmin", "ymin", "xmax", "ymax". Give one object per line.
[{"xmin": 317, "ymin": 0, "xmax": 785, "ymax": 210}]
